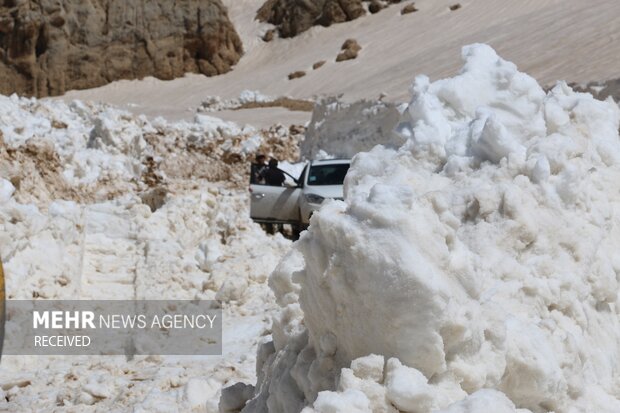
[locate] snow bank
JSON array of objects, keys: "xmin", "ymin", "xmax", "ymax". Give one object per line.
[
  {"xmin": 242, "ymin": 44, "xmax": 620, "ymax": 412},
  {"xmin": 0, "ymin": 96, "xmax": 149, "ymax": 189},
  {"xmin": 0, "ymin": 93, "xmax": 297, "ymax": 411},
  {"xmin": 199, "ymin": 90, "xmax": 273, "ymax": 112},
  {"xmin": 301, "ymin": 97, "xmax": 403, "ymax": 160},
  {"xmin": 1, "ymin": 195, "xmax": 286, "ymax": 411},
  {"xmin": 0, "ymin": 93, "xmax": 302, "ymax": 208},
  {"xmin": 0, "ymin": 181, "xmax": 290, "ymax": 410}
]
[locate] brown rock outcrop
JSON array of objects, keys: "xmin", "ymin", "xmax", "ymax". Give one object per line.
[
  {"xmin": 336, "ymin": 38, "xmax": 361, "ymax": 62},
  {"xmin": 401, "ymin": 3, "xmax": 418, "ymax": 14},
  {"xmin": 0, "ymin": 0, "xmax": 243, "ymax": 97},
  {"xmin": 262, "ymin": 29, "xmax": 276, "ymax": 42},
  {"xmin": 368, "ymin": 0, "xmax": 384, "ymax": 14},
  {"xmin": 288, "ymin": 70, "xmax": 306, "ymax": 80},
  {"xmin": 312, "ymin": 60, "xmax": 326, "ymax": 70},
  {"xmin": 256, "ymin": 0, "xmax": 367, "ymax": 38}
]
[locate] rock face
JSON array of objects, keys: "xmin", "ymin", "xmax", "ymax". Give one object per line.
[
  {"xmin": 0, "ymin": 0, "xmax": 243, "ymax": 97},
  {"xmin": 257, "ymin": 0, "xmax": 367, "ymax": 38}
]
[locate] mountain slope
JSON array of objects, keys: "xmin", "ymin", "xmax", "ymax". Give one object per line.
[{"xmin": 61, "ymin": 0, "xmax": 620, "ymax": 125}]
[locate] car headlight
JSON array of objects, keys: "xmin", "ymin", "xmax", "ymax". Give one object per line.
[{"xmin": 304, "ymin": 193, "xmax": 325, "ymax": 204}]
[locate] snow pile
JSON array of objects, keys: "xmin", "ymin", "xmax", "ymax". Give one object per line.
[
  {"xmin": 0, "ymin": 96, "xmax": 149, "ymax": 193},
  {"xmin": 0, "ymin": 186, "xmax": 288, "ymax": 301},
  {"xmin": 0, "ymin": 94, "xmax": 298, "ymax": 411},
  {"xmin": 199, "ymin": 90, "xmax": 273, "ymax": 112},
  {"xmin": 0, "ymin": 96, "xmax": 214, "ymax": 193},
  {"xmin": 0, "ymin": 95, "xmax": 303, "ymax": 208},
  {"xmin": 301, "ymin": 97, "xmax": 403, "ymax": 160},
  {"xmin": 192, "ymin": 113, "xmax": 247, "ymax": 139},
  {"xmin": 241, "ymin": 44, "xmax": 620, "ymax": 412}
]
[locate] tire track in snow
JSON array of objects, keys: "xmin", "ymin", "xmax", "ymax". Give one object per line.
[{"xmin": 79, "ymin": 204, "xmax": 140, "ymax": 300}]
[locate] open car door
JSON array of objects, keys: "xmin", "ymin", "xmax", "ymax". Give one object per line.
[{"xmin": 250, "ymin": 184, "xmax": 301, "ymax": 223}]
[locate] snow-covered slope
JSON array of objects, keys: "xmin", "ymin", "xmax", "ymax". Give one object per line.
[{"xmin": 61, "ymin": 0, "xmax": 620, "ymax": 124}]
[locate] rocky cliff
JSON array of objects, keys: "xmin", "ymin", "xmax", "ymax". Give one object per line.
[
  {"xmin": 257, "ymin": 0, "xmax": 399, "ymax": 38},
  {"xmin": 0, "ymin": 0, "xmax": 243, "ymax": 97},
  {"xmin": 257, "ymin": 0, "xmax": 366, "ymax": 37}
]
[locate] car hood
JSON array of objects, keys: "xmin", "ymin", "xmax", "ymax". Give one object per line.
[{"xmin": 304, "ymin": 185, "xmax": 344, "ymax": 200}]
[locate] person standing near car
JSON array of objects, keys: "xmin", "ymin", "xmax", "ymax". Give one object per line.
[
  {"xmin": 250, "ymin": 154, "xmax": 267, "ymax": 184},
  {"xmin": 263, "ymin": 158, "xmax": 286, "ymax": 186}
]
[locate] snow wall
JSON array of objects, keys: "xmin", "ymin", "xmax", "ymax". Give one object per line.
[
  {"xmin": 301, "ymin": 97, "xmax": 403, "ymax": 160},
  {"xmin": 237, "ymin": 44, "xmax": 620, "ymax": 413}
]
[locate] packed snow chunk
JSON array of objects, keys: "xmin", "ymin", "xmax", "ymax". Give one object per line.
[
  {"xmin": 350, "ymin": 354, "xmax": 385, "ymax": 383},
  {"xmin": 302, "ymin": 355, "xmax": 470, "ymax": 413},
  {"xmin": 179, "ymin": 378, "xmax": 220, "ymax": 410},
  {"xmin": 88, "ymin": 108, "xmax": 148, "ymax": 157},
  {"xmin": 269, "ymin": 248, "xmax": 305, "ymax": 307},
  {"xmin": 0, "ymin": 178, "xmax": 15, "ymax": 203},
  {"xmin": 245, "ymin": 44, "xmax": 620, "ymax": 413},
  {"xmin": 336, "ymin": 356, "xmax": 391, "ymax": 413},
  {"xmin": 302, "ymin": 389, "xmax": 372, "ymax": 413},
  {"xmin": 434, "ymin": 389, "xmax": 523, "ymax": 413},
  {"xmin": 194, "ymin": 114, "xmax": 245, "ymax": 138},
  {"xmin": 385, "ymin": 358, "xmax": 434, "ymax": 412},
  {"xmin": 241, "ymin": 134, "xmax": 263, "ymax": 155},
  {"xmin": 199, "ymin": 90, "xmax": 273, "ymax": 112},
  {"xmin": 196, "ymin": 239, "xmax": 223, "ymax": 272},
  {"xmin": 239, "ymin": 90, "xmax": 272, "ymax": 104}
]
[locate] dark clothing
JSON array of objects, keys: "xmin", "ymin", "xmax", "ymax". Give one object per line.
[
  {"xmin": 263, "ymin": 167, "xmax": 286, "ymax": 186},
  {"xmin": 250, "ymin": 163, "xmax": 267, "ymax": 184}
]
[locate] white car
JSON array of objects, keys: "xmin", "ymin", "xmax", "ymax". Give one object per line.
[{"xmin": 250, "ymin": 159, "xmax": 350, "ymax": 229}]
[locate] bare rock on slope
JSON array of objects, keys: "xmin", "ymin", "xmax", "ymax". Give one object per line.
[
  {"xmin": 262, "ymin": 29, "xmax": 276, "ymax": 42},
  {"xmin": 256, "ymin": 0, "xmax": 367, "ymax": 38},
  {"xmin": 368, "ymin": 0, "xmax": 384, "ymax": 14},
  {"xmin": 569, "ymin": 78, "xmax": 620, "ymax": 103},
  {"xmin": 401, "ymin": 3, "xmax": 418, "ymax": 14},
  {"xmin": 288, "ymin": 70, "xmax": 306, "ymax": 80},
  {"xmin": 0, "ymin": 0, "xmax": 243, "ymax": 97},
  {"xmin": 336, "ymin": 38, "xmax": 361, "ymax": 61}
]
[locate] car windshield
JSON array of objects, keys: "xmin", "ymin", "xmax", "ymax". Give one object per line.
[{"xmin": 307, "ymin": 164, "xmax": 350, "ymax": 186}]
